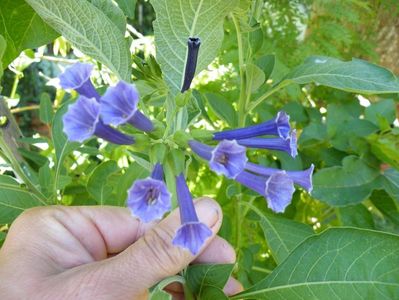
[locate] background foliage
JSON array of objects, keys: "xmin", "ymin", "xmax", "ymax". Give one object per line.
[{"xmin": 1, "ymin": 0, "xmax": 399, "ymax": 298}]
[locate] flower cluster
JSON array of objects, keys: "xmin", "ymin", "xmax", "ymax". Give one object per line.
[
  {"xmin": 60, "ymin": 63, "xmax": 153, "ymax": 145},
  {"xmin": 59, "ymin": 63, "xmax": 313, "ymax": 256},
  {"xmin": 59, "ymin": 63, "xmax": 211, "ymax": 255},
  {"xmin": 190, "ymin": 112, "xmax": 313, "ymax": 213}
]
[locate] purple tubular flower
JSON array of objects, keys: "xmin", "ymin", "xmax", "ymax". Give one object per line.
[
  {"xmin": 213, "ymin": 111, "xmax": 291, "ymax": 141},
  {"xmin": 100, "ymin": 81, "xmax": 153, "ymax": 132},
  {"xmin": 127, "ymin": 163, "xmax": 171, "ymax": 223},
  {"xmin": 245, "ymin": 163, "xmax": 314, "ymax": 193},
  {"xmin": 63, "ymin": 96, "xmax": 134, "ymax": 145},
  {"xmin": 59, "ymin": 63, "xmax": 100, "ymax": 101},
  {"xmin": 172, "ymin": 174, "xmax": 212, "ymax": 255},
  {"xmin": 235, "ymin": 171, "xmax": 295, "ymax": 213},
  {"xmin": 237, "ymin": 130, "xmax": 298, "ymax": 158},
  {"xmin": 189, "ymin": 140, "xmax": 248, "ymax": 179}
]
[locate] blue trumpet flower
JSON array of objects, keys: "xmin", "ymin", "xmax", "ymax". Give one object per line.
[
  {"xmin": 213, "ymin": 111, "xmax": 291, "ymax": 141},
  {"xmin": 245, "ymin": 163, "xmax": 314, "ymax": 193},
  {"xmin": 100, "ymin": 81, "xmax": 154, "ymax": 132},
  {"xmin": 59, "ymin": 63, "xmax": 100, "ymax": 101},
  {"xmin": 189, "ymin": 140, "xmax": 247, "ymax": 179},
  {"xmin": 235, "ymin": 171, "xmax": 295, "ymax": 213},
  {"xmin": 63, "ymin": 96, "xmax": 134, "ymax": 145},
  {"xmin": 237, "ymin": 130, "xmax": 298, "ymax": 158},
  {"xmin": 172, "ymin": 174, "xmax": 212, "ymax": 255},
  {"xmin": 127, "ymin": 163, "xmax": 171, "ymax": 223}
]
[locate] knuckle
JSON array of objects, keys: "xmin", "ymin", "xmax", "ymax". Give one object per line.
[{"xmin": 142, "ymin": 227, "xmax": 185, "ymax": 276}]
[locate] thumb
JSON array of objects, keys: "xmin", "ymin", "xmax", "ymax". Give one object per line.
[{"xmin": 72, "ymin": 197, "xmax": 222, "ymax": 298}]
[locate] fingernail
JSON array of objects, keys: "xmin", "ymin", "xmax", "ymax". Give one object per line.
[{"xmin": 194, "ymin": 197, "xmax": 221, "ymax": 228}]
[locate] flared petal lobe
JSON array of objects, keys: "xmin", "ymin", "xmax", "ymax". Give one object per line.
[
  {"xmin": 63, "ymin": 96, "xmax": 134, "ymax": 145},
  {"xmin": 173, "ymin": 222, "xmax": 212, "ymax": 255},
  {"xmin": 213, "ymin": 111, "xmax": 291, "ymax": 140},
  {"xmin": 59, "ymin": 63, "xmax": 100, "ymax": 100},
  {"xmin": 127, "ymin": 176, "xmax": 171, "ymax": 223},
  {"xmin": 172, "ymin": 174, "xmax": 212, "ymax": 255},
  {"xmin": 209, "ymin": 140, "xmax": 248, "ymax": 179},
  {"xmin": 235, "ymin": 171, "xmax": 295, "ymax": 213},
  {"xmin": 63, "ymin": 96, "xmax": 99, "ymax": 143},
  {"xmin": 100, "ymin": 81, "xmax": 153, "ymax": 132},
  {"xmin": 265, "ymin": 172, "xmax": 295, "ymax": 213}
]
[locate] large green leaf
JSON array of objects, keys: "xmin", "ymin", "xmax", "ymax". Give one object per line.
[
  {"xmin": 281, "ymin": 56, "xmax": 399, "ymax": 94},
  {"xmin": 151, "ymin": 0, "xmax": 238, "ymax": 93},
  {"xmin": 0, "ymin": 175, "xmax": 46, "ymax": 225},
  {"xmin": 243, "ymin": 202, "xmax": 314, "ymax": 264},
  {"xmin": 87, "ymin": 161, "xmax": 120, "ymax": 205},
  {"xmin": 205, "ymin": 93, "xmax": 237, "ymax": 126},
  {"xmin": 234, "ymin": 228, "xmax": 399, "ymax": 299},
  {"xmin": 115, "ymin": 0, "xmax": 137, "ymax": 19},
  {"xmin": 0, "ymin": 0, "xmax": 58, "ymax": 67},
  {"xmin": 185, "ymin": 263, "xmax": 234, "ymax": 298},
  {"xmin": 312, "ymin": 156, "xmax": 380, "ymax": 206},
  {"xmin": 26, "ymin": 0, "xmax": 131, "ymax": 81}
]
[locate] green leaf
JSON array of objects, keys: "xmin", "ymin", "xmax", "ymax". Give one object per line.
[
  {"xmin": 312, "ymin": 156, "xmax": 380, "ymax": 206},
  {"xmin": 149, "ymin": 276, "xmax": 184, "ymax": 300},
  {"xmin": 39, "ymin": 93, "xmax": 54, "ymax": 124},
  {"xmin": 242, "ymin": 202, "xmax": 314, "ymax": 264},
  {"xmin": 246, "ymin": 63, "xmax": 265, "ymax": 92},
  {"xmin": 337, "ymin": 204, "xmax": 374, "ymax": 229},
  {"xmin": 381, "ymin": 168, "xmax": 399, "ymax": 202},
  {"xmin": 281, "ymin": 56, "xmax": 399, "ymax": 94},
  {"xmin": 365, "ymin": 99, "xmax": 396, "ymax": 126},
  {"xmin": 185, "ymin": 263, "xmax": 234, "ymax": 297},
  {"xmin": 368, "ymin": 130, "xmax": 399, "ymax": 170},
  {"xmin": 371, "ymin": 190, "xmax": 399, "ymax": 228},
  {"xmin": 87, "ymin": 161, "xmax": 120, "ymax": 205},
  {"xmin": 115, "ymin": 0, "xmax": 137, "ymax": 19},
  {"xmin": 234, "ymin": 228, "xmax": 399, "ymax": 299},
  {"xmin": 52, "ymin": 103, "xmax": 79, "ymax": 191},
  {"xmin": 89, "ymin": 0, "xmax": 127, "ymax": 34},
  {"xmin": 39, "ymin": 162, "xmax": 54, "ymax": 199},
  {"xmin": 0, "ymin": 0, "xmax": 58, "ymax": 67},
  {"xmin": 0, "ymin": 175, "xmax": 46, "ymax": 225},
  {"xmin": 205, "ymin": 93, "xmax": 236, "ymax": 126},
  {"xmin": 255, "ymin": 54, "xmax": 275, "ymax": 82},
  {"xmin": 26, "ymin": 0, "xmax": 131, "ymax": 81},
  {"xmin": 151, "ymin": 0, "xmax": 238, "ymax": 93},
  {"xmin": 0, "ymin": 231, "xmax": 5, "ymax": 247}
]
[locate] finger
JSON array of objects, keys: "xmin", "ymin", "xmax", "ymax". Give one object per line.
[
  {"xmin": 224, "ymin": 277, "xmax": 244, "ymax": 296},
  {"xmin": 65, "ymin": 197, "xmax": 222, "ymax": 298},
  {"xmin": 194, "ymin": 236, "xmax": 236, "ymax": 264}
]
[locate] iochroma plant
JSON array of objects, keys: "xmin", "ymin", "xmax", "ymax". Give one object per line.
[
  {"xmin": 60, "ymin": 61, "xmax": 313, "ymax": 253},
  {"xmin": 1, "ymin": 1, "xmax": 399, "ymax": 299}
]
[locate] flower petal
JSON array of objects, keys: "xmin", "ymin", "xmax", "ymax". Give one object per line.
[
  {"xmin": 127, "ymin": 178, "xmax": 171, "ymax": 223},
  {"xmin": 172, "ymin": 222, "xmax": 212, "ymax": 255},
  {"xmin": 62, "ymin": 96, "xmax": 99, "ymax": 142}
]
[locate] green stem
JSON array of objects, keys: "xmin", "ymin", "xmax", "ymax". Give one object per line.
[
  {"xmin": 252, "ymin": 266, "xmax": 273, "ymax": 274},
  {"xmin": 247, "ymin": 81, "xmax": 291, "ymax": 112},
  {"xmin": 232, "ymin": 14, "xmax": 247, "ymax": 127},
  {"xmin": 10, "ymin": 73, "xmax": 22, "ymax": 99}
]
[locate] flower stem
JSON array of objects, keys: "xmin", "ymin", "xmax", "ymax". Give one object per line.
[{"xmin": 232, "ymin": 14, "xmax": 247, "ymax": 127}]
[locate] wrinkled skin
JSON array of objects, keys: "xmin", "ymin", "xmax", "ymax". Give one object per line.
[{"xmin": 0, "ymin": 198, "xmax": 242, "ymax": 300}]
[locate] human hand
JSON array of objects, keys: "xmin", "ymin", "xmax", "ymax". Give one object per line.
[{"xmin": 0, "ymin": 198, "xmax": 242, "ymax": 299}]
